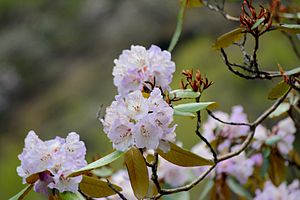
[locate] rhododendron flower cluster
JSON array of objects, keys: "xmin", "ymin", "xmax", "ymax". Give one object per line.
[
  {"xmin": 113, "ymin": 45, "xmax": 175, "ymax": 96},
  {"xmin": 252, "ymin": 117, "xmax": 296, "ymax": 155},
  {"xmin": 203, "ymin": 105, "xmax": 250, "ymax": 152},
  {"xmin": 17, "ymin": 131, "xmax": 87, "ymax": 195},
  {"xmin": 254, "ymin": 180, "xmax": 300, "ymax": 200},
  {"xmin": 101, "ymin": 88, "xmax": 176, "ymax": 151}
]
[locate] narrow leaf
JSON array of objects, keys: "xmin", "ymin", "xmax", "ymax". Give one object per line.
[
  {"xmin": 169, "ymin": 89, "xmax": 200, "ymax": 99},
  {"xmin": 174, "ymin": 109, "xmax": 196, "ymax": 117},
  {"xmin": 265, "ymin": 135, "xmax": 282, "ymax": 146},
  {"xmin": 198, "ymin": 179, "xmax": 214, "ymax": 200},
  {"xmin": 124, "ymin": 147, "xmax": 149, "ymax": 199},
  {"xmin": 268, "ymin": 151, "xmax": 287, "ymax": 186},
  {"xmin": 284, "ymin": 67, "xmax": 300, "ymax": 76},
  {"xmin": 69, "ymin": 151, "xmax": 124, "ymax": 177},
  {"xmin": 269, "ymin": 102, "xmax": 290, "ymax": 118},
  {"xmin": 158, "ymin": 142, "xmax": 214, "ymax": 167},
  {"xmin": 9, "ymin": 185, "xmax": 33, "ymax": 200},
  {"xmin": 91, "ymin": 167, "xmax": 113, "ymax": 178},
  {"xmin": 212, "ymin": 27, "xmax": 244, "ymax": 50},
  {"xmin": 227, "ymin": 177, "xmax": 252, "ymax": 200},
  {"xmin": 268, "ymin": 81, "xmax": 290, "ymax": 100},
  {"xmin": 186, "ymin": 0, "xmax": 204, "ymax": 8},
  {"xmin": 168, "ymin": 0, "xmax": 187, "ymax": 52},
  {"xmin": 174, "ymin": 102, "xmax": 217, "ymax": 113},
  {"xmin": 59, "ymin": 191, "xmax": 85, "ymax": 200},
  {"xmin": 164, "ymin": 191, "xmax": 190, "ymax": 200},
  {"xmin": 275, "ymin": 24, "xmax": 300, "ymax": 34},
  {"xmin": 79, "ymin": 175, "xmax": 121, "ymax": 198},
  {"xmin": 251, "ymin": 17, "xmax": 265, "ymax": 30}
]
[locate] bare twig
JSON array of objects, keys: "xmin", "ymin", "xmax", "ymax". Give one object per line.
[{"xmin": 106, "ymin": 179, "xmax": 127, "ymax": 200}]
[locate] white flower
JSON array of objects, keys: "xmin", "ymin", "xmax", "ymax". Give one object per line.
[
  {"xmin": 102, "ymin": 88, "xmax": 176, "ymax": 151},
  {"xmin": 113, "ymin": 45, "xmax": 175, "ymax": 96},
  {"xmin": 275, "ymin": 117, "xmax": 296, "ymax": 155},
  {"xmin": 17, "ymin": 131, "xmax": 87, "ymax": 195}
]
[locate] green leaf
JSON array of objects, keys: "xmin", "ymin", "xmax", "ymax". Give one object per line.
[
  {"xmin": 174, "ymin": 102, "xmax": 217, "ymax": 113},
  {"xmin": 168, "ymin": 0, "xmax": 187, "ymax": 52},
  {"xmin": 169, "ymin": 89, "xmax": 200, "ymax": 99},
  {"xmin": 91, "ymin": 167, "xmax": 113, "ymax": 178},
  {"xmin": 268, "ymin": 81, "xmax": 290, "ymax": 100},
  {"xmin": 268, "ymin": 151, "xmax": 287, "ymax": 186},
  {"xmin": 269, "ymin": 102, "xmax": 290, "ymax": 118},
  {"xmin": 275, "ymin": 24, "xmax": 300, "ymax": 34},
  {"xmin": 265, "ymin": 135, "xmax": 282, "ymax": 146},
  {"xmin": 186, "ymin": 0, "xmax": 204, "ymax": 8},
  {"xmin": 69, "ymin": 151, "xmax": 124, "ymax": 177},
  {"xmin": 164, "ymin": 191, "xmax": 190, "ymax": 200},
  {"xmin": 174, "ymin": 109, "xmax": 196, "ymax": 117},
  {"xmin": 124, "ymin": 147, "xmax": 149, "ymax": 199},
  {"xmin": 251, "ymin": 17, "xmax": 265, "ymax": 30},
  {"xmin": 212, "ymin": 27, "xmax": 244, "ymax": 50},
  {"xmin": 227, "ymin": 177, "xmax": 252, "ymax": 200},
  {"xmin": 260, "ymin": 147, "xmax": 271, "ymax": 177},
  {"xmin": 157, "ymin": 142, "xmax": 214, "ymax": 167},
  {"xmin": 9, "ymin": 185, "xmax": 33, "ymax": 200},
  {"xmin": 198, "ymin": 179, "xmax": 214, "ymax": 200},
  {"xmin": 79, "ymin": 175, "xmax": 121, "ymax": 198},
  {"xmin": 284, "ymin": 67, "xmax": 300, "ymax": 76},
  {"xmin": 59, "ymin": 191, "xmax": 85, "ymax": 200}
]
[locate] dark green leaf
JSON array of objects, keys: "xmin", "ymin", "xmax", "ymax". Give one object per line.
[
  {"xmin": 158, "ymin": 142, "xmax": 214, "ymax": 167},
  {"xmin": 59, "ymin": 191, "xmax": 85, "ymax": 200},
  {"xmin": 79, "ymin": 175, "xmax": 121, "ymax": 198},
  {"xmin": 69, "ymin": 151, "xmax": 124, "ymax": 177},
  {"xmin": 251, "ymin": 17, "xmax": 265, "ymax": 30},
  {"xmin": 268, "ymin": 151, "xmax": 287, "ymax": 186},
  {"xmin": 9, "ymin": 185, "xmax": 33, "ymax": 200},
  {"xmin": 186, "ymin": 0, "xmax": 204, "ymax": 8},
  {"xmin": 212, "ymin": 28, "xmax": 244, "ymax": 50},
  {"xmin": 198, "ymin": 179, "xmax": 214, "ymax": 200},
  {"xmin": 268, "ymin": 81, "xmax": 290, "ymax": 100},
  {"xmin": 227, "ymin": 177, "xmax": 252, "ymax": 200},
  {"xmin": 125, "ymin": 147, "xmax": 149, "ymax": 199}
]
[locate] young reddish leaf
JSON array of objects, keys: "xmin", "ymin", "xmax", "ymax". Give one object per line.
[
  {"xmin": 124, "ymin": 147, "xmax": 149, "ymax": 199},
  {"xmin": 157, "ymin": 142, "xmax": 214, "ymax": 167},
  {"xmin": 268, "ymin": 81, "xmax": 290, "ymax": 100},
  {"xmin": 186, "ymin": 0, "xmax": 204, "ymax": 8},
  {"xmin": 268, "ymin": 151, "xmax": 287, "ymax": 186},
  {"xmin": 68, "ymin": 151, "xmax": 124, "ymax": 177},
  {"xmin": 8, "ymin": 184, "xmax": 33, "ymax": 200},
  {"xmin": 79, "ymin": 175, "xmax": 121, "ymax": 198},
  {"xmin": 212, "ymin": 28, "xmax": 244, "ymax": 50}
]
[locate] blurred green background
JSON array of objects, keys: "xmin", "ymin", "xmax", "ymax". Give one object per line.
[{"xmin": 0, "ymin": 0, "xmax": 299, "ymax": 199}]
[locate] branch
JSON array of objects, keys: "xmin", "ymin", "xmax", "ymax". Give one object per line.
[
  {"xmin": 203, "ymin": 0, "xmax": 240, "ymax": 22},
  {"xmin": 106, "ymin": 179, "xmax": 127, "ymax": 200}
]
